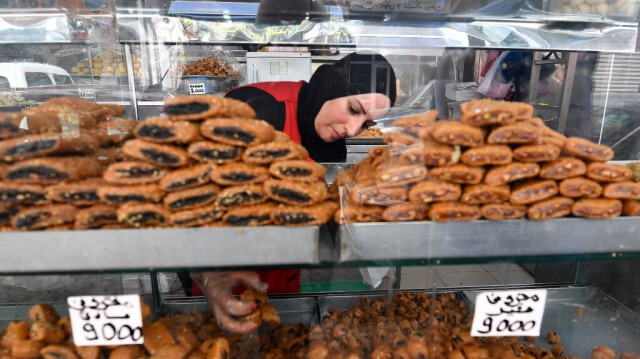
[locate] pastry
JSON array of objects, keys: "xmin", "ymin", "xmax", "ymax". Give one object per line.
[
  {"xmin": 395, "ymin": 145, "xmax": 423, "ymax": 166},
  {"xmin": 536, "ymin": 127, "xmax": 567, "ymax": 148},
  {"xmin": 271, "ymin": 202, "xmax": 338, "ymax": 226},
  {"xmin": 201, "ymin": 118, "xmax": 276, "ymax": 147},
  {"xmin": 460, "ymin": 145, "xmax": 512, "ymax": 167},
  {"xmin": 460, "ymin": 99, "xmax": 532, "ymax": 126},
  {"xmin": 269, "ymin": 160, "xmax": 326, "ymax": 183},
  {"xmin": 509, "ymin": 180, "xmax": 558, "ymax": 205},
  {"xmin": 93, "ymin": 146, "xmax": 136, "ymax": 167},
  {"xmin": 264, "ymin": 179, "xmax": 327, "ymax": 206},
  {"xmin": 430, "ymin": 121, "xmax": 485, "ymax": 147},
  {"xmin": 460, "ymin": 184, "xmax": 510, "ymax": 205},
  {"xmin": 2, "ymin": 110, "xmax": 98, "ymax": 137},
  {"xmin": 484, "ymin": 162, "xmax": 540, "ymax": 186},
  {"xmin": 187, "ymin": 141, "xmax": 243, "ymax": 164},
  {"xmin": 539, "ymin": 157, "xmax": 587, "ymax": 180},
  {"xmin": 5, "ymin": 156, "xmax": 102, "ymax": 184},
  {"xmin": 376, "ymin": 164, "xmax": 428, "ymax": 187},
  {"xmin": 47, "ymin": 177, "xmax": 106, "ymax": 206},
  {"xmin": 420, "ymin": 142, "xmax": 457, "ymax": 167},
  {"xmin": 159, "ymin": 163, "xmax": 214, "ymax": 192},
  {"xmin": 109, "ymin": 346, "xmax": 145, "ymax": 359},
  {"xmin": 162, "ymin": 95, "xmax": 226, "ymax": 121},
  {"xmin": 527, "ymin": 197, "xmax": 574, "ymax": 220},
  {"xmin": 96, "ymin": 118, "xmax": 138, "ymax": 146},
  {"xmin": 142, "ymin": 321, "xmax": 175, "ymax": 354},
  {"xmin": 223, "ymin": 203, "xmax": 275, "ymax": 226},
  {"xmin": 623, "ymin": 200, "xmax": 640, "ymax": 216},
  {"xmin": 428, "ymin": 164, "xmax": 484, "ymax": 184},
  {"xmin": 348, "ymin": 185, "xmax": 407, "ymax": 206},
  {"xmin": 220, "ymin": 97, "xmax": 257, "ymax": 118},
  {"xmin": 242, "ymin": 141, "xmax": 308, "ymax": 165},
  {"xmin": 170, "ymin": 204, "xmax": 224, "ymax": 227},
  {"xmin": 602, "ymin": 181, "xmax": 640, "ymax": 200},
  {"xmin": 382, "ymin": 203, "xmax": 429, "ymax": 222},
  {"xmin": 518, "ymin": 117, "xmax": 546, "ymax": 128},
  {"xmin": 586, "ymin": 162, "xmax": 633, "ymax": 182},
  {"xmin": 40, "ymin": 345, "xmax": 78, "ymax": 359},
  {"xmin": 11, "ymin": 340, "xmax": 44, "ymax": 358},
  {"xmin": 29, "ymin": 304, "xmax": 59, "ymax": 323},
  {"xmin": 0, "ymin": 112, "xmax": 23, "ymax": 139},
  {"xmin": 74, "ymin": 204, "xmax": 119, "ymax": 229},
  {"xmin": 564, "ymin": 137, "xmax": 614, "ymax": 162},
  {"xmin": 572, "ymin": 198, "xmax": 622, "ymax": 219},
  {"xmin": 122, "ymin": 139, "xmax": 191, "ymax": 167},
  {"xmin": 512, "ymin": 144, "xmax": 561, "ymax": 163},
  {"xmin": 391, "ymin": 110, "xmax": 437, "ymax": 134},
  {"xmin": 408, "ymin": 181, "xmax": 461, "ymax": 204},
  {"xmin": 103, "ymin": 161, "xmax": 166, "ymax": 185},
  {"xmin": 0, "ymin": 321, "xmax": 29, "ymax": 347},
  {"xmin": 134, "ymin": 117, "xmax": 199, "ymax": 144},
  {"xmin": 12, "ymin": 204, "xmax": 77, "ymax": 230},
  {"xmin": 117, "ymin": 203, "xmax": 171, "ymax": 227},
  {"xmin": 211, "ymin": 163, "xmax": 270, "ymax": 186},
  {"xmin": 163, "ymin": 184, "xmax": 220, "ymax": 211},
  {"xmin": 29, "ymin": 322, "xmax": 66, "ymax": 344},
  {"xmin": 0, "ymin": 133, "xmax": 97, "ymax": 161},
  {"xmin": 481, "ymin": 203, "xmax": 527, "ymax": 220},
  {"xmin": 0, "ymin": 204, "xmax": 19, "ymax": 225},
  {"xmin": 334, "ymin": 205, "xmax": 383, "ymax": 224},
  {"xmin": 98, "ymin": 184, "xmax": 165, "ymax": 205},
  {"xmin": 558, "ymin": 177, "xmax": 603, "ymax": 198},
  {"xmin": 0, "ymin": 181, "xmax": 47, "ymax": 204},
  {"xmin": 427, "ymin": 202, "xmax": 481, "ymax": 222},
  {"xmin": 274, "ymin": 130, "xmax": 290, "ymax": 142},
  {"xmin": 383, "ymin": 128, "xmax": 421, "ymax": 148},
  {"xmin": 486, "ymin": 123, "xmax": 540, "ymax": 144},
  {"xmin": 217, "ymin": 184, "xmax": 268, "ymax": 208}
]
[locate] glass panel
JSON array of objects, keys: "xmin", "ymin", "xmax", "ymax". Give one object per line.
[{"xmin": 24, "ymin": 72, "xmax": 53, "ymax": 86}]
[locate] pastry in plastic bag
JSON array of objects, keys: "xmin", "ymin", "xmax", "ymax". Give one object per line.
[
  {"xmin": 572, "ymin": 198, "xmax": 622, "ymax": 219},
  {"xmin": 376, "ymin": 164, "xmax": 427, "ymax": 187},
  {"xmin": 334, "ymin": 205, "xmax": 383, "ymax": 224},
  {"xmin": 201, "ymin": 118, "xmax": 275, "ymax": 147},
  {"xmin": 382, "ymin": 203, "xmax": 429, "ymax": 222},
  {"xmin": 348, "ymin": 185, "xmax": 407, "ymax": 206}
]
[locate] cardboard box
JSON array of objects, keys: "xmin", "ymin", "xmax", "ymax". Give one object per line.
[{"xmin": 445, "ymin": 82, "xmax": 483, "ymax": 102}]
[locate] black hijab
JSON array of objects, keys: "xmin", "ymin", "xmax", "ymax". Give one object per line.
[{"xmin": 297, "ymin": 53, "xmax": 397, "ymax": 163}]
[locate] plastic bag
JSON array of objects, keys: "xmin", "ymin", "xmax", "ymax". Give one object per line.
[{"xmin": 477, "ymin": 51, "xmax": 515, "ymax": 99}]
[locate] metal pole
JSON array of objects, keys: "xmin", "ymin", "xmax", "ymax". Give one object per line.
[
  {"xmin": 150, "ymin": 272, "xmax": 161, "ymax": 314},
  {"xmin": 124, "ymin": 44, "xmax": 139, "ymax": 121},
  {"xmin": 558, "ymin": 52, "xmax": 578, "ymax": 134}
]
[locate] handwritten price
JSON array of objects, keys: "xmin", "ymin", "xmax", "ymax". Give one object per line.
[
  {"xmin": 81, "ymin": 322, "xmax": 142, "ymax": 342},
  {"xmin": 471, "ymin": 289, "xmax": 547, "ymax": 337}
]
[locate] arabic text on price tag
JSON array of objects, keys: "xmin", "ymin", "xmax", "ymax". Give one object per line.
[
  {"xmin": 67, "ymin": 295, "xmax": 144, "ymax": 346},
  {"xmin": 471, "ymin": 289, "xmax": 547, "ymax": 337},
  {"xmin": 189, "ymin": 83, "xmax": 206, "ymax": 95}
]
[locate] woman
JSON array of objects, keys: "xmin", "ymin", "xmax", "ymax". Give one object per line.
[{"xmin": 192, "ymin": 53, "xmax": 397, "ymax": 334}]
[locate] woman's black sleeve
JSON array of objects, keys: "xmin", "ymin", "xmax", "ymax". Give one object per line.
[{"xmin": 225, "ymin": 87, "xmax": 285, "ymax": 131}]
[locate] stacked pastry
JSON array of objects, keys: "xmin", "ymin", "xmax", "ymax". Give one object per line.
[{"xmin": 335, "ymin": 99, "xmax": 640, "ymax": 223}]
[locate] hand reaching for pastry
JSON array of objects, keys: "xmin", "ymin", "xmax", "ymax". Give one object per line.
[{"xmin": 192, "ymin": 271, "xmax": 268, "ymax": 334}]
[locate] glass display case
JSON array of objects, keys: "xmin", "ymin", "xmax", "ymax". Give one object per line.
[{"xmin": 1, "ymin": 0, "xmax": 640, "ymax": 358}]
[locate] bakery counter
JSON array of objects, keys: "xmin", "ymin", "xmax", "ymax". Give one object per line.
[{"xmin": 338, "ymin": 217, "xmax": 640, "ymax": 265}]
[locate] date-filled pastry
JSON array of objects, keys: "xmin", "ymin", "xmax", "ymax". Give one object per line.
[
  {"xmin": 460, "ymin": 184, "xmax": 510, "ymax": 205},
  {"xmin": 539, "ymin": 157, "xmax": 586, "ymax": 180},
  {"xmin": 40, "ymin": 345, "xmax": 79, "ymax": 359},
  {"xmin": 572, "ymin": 199, "xmax": 622, "ymax": 219},
  {"xmin": 0, "ymin": 204, "xmax": 19, "ymax": 225},
  {"xmin": 563, "ymin": 137, "xmax": 614, "ymax": 162},
  {"xmin": 428, "ymin": 164, "xmax": 484, "ymax": 185},
  {"xmin": 2, "ymin": 110, "xmax": 98, "ymax": 138},
  {"xmin": 223, "ymin": 204, "xmax": 275, "ymax": 226},
  {"xmin": 428, "ymin": 202, "xmax": 481, "ymax": 222},
  {"xmin": 117, "ymin": 203, "xmax": 171, "ymax": 227},
  {"xmin": 242, "ymin": 141, "xmax": 308, "ymax": 165},
  {"xmin": 586, "ymin": 162, "xmax": 632, "ymax": 183},
  {"xmin": 221, "ymin": 97, "xmax": 257, "ymax": 118},
  {"xmin": 430, "ymin": 121, "xmax": 485, "ymax": 147},
  {"xmin": 122, "ymin": 139, "xmax": 191, "ymax": 168},
  {"xmin": 512, "ymin": 144, "xmax": 561, "ymax": 163},
  {"xmin": 460, "ymin": 99, "xmax": 530, "ymax": 126},
  {"xmin": 408, "ymin": 181, "xmax": 461, "ymax": 204},
  {"xmin": 334, "ymin": 205, "xmax": 383, "ymax": 224},
  {"xmin": 93, "ymin": 146, "xmax": 136, "ymax": 167},
  {"xmin": 159, "ymin": 163, "xmax": 213, "ymax": 192},
  {"xmin": 96, "ymin": 118, "xmax": 138, "ymax": 146},
  {"xmin": 12, "ymin": 204, "xmax": 77, "ymax": 230},
  {"xmin": 460, "ymin": 145, "xmax": 512, "ymax": 167},
  {"xmin": 98, "ymin": 184, "xmax": 165, "ymax": 205},
  {"xmin": 509, "ymin": 180, "xmax": 558, "ymax": 205},
  {"xmin": 211, "ymin": 163, "xmax": 270, "ymax": 186},
  {"xmin": 481, "ymin": 203, "xmax": 527, "ymax": 221},
  {"xmin": 376, "ymin": 164, "xmax": 427, "ymax": 187},
  {"xmin": 348, "ymin": 185, "xmax": 407, "ymax": 206},
  {"xmin": 74, "ymin": 204, "xmax": 119, "ymax": 230},
  {"xmin": 163, "ymin": 184, "xmax": 220, "ymax": 211},
  {"xmin": 0, "ymin": 133, "xmax": 97, "ymax": 161},
  {"xmin": 382, "ymin": 203, "xmax": 429, "ymax": 222},
  {"xmin": 558, "ymin": 177, "xmax": 602, "ymax": 198},
  {"xmin": 527, "ymin": 197, "xmax": 574, "ymax": 220},
  {"xmin": 484, "ymin": 162, "xmax": 540, "ymax": 186},
  {"xmin": 487, "ymin": 123, "xmax": 540, "ymax": 145},
  {"xmin": 272, "ymin": 202, "xmax": 338, "ymax": 226},
  {"xmin": 187, "ymin": 141, "xmax": 242, "ymax": 164},
  {"xmin": 134, "ymin": 117, "xmax": 200, "ymax": 144},
  {"xmin": 623, "ymin": 200, "xmax": 640, "ymax": 216},
  {"xmin": 602, "ymin": 181, "xmax": 640, "ymax": 200},
  {"xmin": 0, "ymin": 181, "xmax": 47, "ymax": 204},
  {"xmin": 201, "ymin": 118, "xmax": 276, "ymax": 147},
  {"xmin": 216, "ymin": 184, "xmax": 268, "ymax": 208},
  {"xmin": 47, "ymin": 177, "xmax": 106, "ymax": 206},
  {"xmin": 103, "ymin": 161, "xmax": 166, "ymax": 185},
  {"xmin": 5, "ymin": 156, "xmax": 102, "ymax": 184},
  {"xmin": 269, "ymin": 160, "xmax": 326, "ymax": 183},
  {"xmin": 162, "ymin": 95, "xmax": 225, "ymax": 121},
  {"xmin": 170, "ymin": 204, "xmax": 224, "ymax": 227},
  {"xmin": 264, "ymin": 179, "xmax": 327, "ymax": 206}
]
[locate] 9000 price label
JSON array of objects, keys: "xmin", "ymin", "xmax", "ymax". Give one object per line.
[{"xmin": 471, "ymin": 289, "xmax": 547, "ymax": 337}]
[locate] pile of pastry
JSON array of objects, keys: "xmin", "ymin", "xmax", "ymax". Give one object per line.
[
  {"xmin": 0, "ymin": 95, "xmax": 336, "ymax": 231},
  {"xmin": 335, "ymin": 99, "xmax": 640, "ymax": 223}
]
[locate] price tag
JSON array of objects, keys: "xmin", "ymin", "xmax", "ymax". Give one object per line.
[
  {"xmin": 350, "ymin": 0, "xmax": 451, "ymax": 13},
  {"xmin": 78, "ymin": 88, "xmax": 95, "ymax": 99},
  {"xmin": 189, "ymin": 83, "xmax": 206, "ymax": 95},
  {"xmin": 10, "ymin": 87, "xmax": 27, "ymax": 93},
  {"xmin": 471, "ymin": 289, "xmax": 547, "ymax": 337},
  {"xmin": 67, "ymin": 295, "xmax": 144, "ymax": 346}
]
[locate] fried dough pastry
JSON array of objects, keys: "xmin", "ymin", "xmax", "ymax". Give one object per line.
[
  {"xmin": 428, "ymin": 202, "xmax": 481, "ymax": 222},
  {"xmin": 242, "ymin": 141, "xmax": 308, "ymax": 165},
  {"xmin": 98, "ymin": 184, "xmax": 165, "ymax": 205},
  {"xmin": 159, "ymin": 163, "xmax": 214, "ymax": 192},
  {"xmin": 564, "ymin": 137, "xmax": 614, "ymax": 162},
  {"xmin": 103, "ymin": 161, "xmax": 166, "ymax": 185},
  {"xmin": 484, "ymin": 162, "xmax": 540, "ymax": 186},
  {"xmin": 264, "ymin": 179, "xmax": 327, "ymax": 206},
  {"xmin": 460, "ymin": 184, "xmax": 510, "ymax": 205},
  {"xmin": 122, "ymin": 139, "xmax": 191, "ymax": 168},
  {"xmin": 269, "ymin": 160, "xmax": 326, "ymax": 183},
  {"xmin": 460, "ymin": 145, "xmax": 512, "ymax": 167},
  {"xmin": 134, "ymin": 117, "xmax": 200, "ymax": 144},
  {"xmin": 408, "ymin": 181, "xmax": 461, "ymax": 204},
  {"xmin": 117, "ymin": 203, "xmax": 171, "ymax": 227},
  {"xmin": 211, "ymin": 163, "xmax": 270, "ymax": 186},
  {"xmin": 47, "ymin": 177, "xmax": 106, "ymax": 206},
  {"xmin": 188, "ymin": 141, "xmax": 242, "ymax": 164},
  {"xmin": 527, "ymin": 197, "xmax": 574, "ymax": 220},
  {"xmin": 539, "ymin": 157, "xmax": 586, "ymax": 180},
  {"xmin": 428, "ymin": 164, "xmax": 484, "ymax": 185},
  {"xmin": 481, "ymin": 203, "xmax": 527, "ymax": 220},
  {"xmin": 74, "ymin": 204, "xmax": 119, "ymax": 229},
  {"xmin": 12, "ymin": 204, "xmax": 77, "ymax": 230},
  {"xmin": 572, "ymin": 198, "xmax": 622, "ymax": 219},
  {"xmin": 509, "ymin": 180, "xmax": 558, "ymax": 205},
  {"xmin": 558, "ymin": 177, "xmax": 603, "ymax": 198},
  {"xmin": 163, "ymin": 184, "xmax": 220, "ymax": 211},
  {"xmin": 5, "ymin": 156, "xmax": 102, "ymax": 184},
  {"xmin": 201, "ymin": 118, "xmax": 275, "ymax": 147}
]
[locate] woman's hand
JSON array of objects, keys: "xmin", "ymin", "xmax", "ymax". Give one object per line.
[{"xmin": 192, "ymin": 271, "xmax": 268, "ymax": 334}]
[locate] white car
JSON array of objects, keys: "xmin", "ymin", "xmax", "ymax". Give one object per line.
[{"xmin": 0, "ymin": 62, "xmax": 74, "ymax": 91}]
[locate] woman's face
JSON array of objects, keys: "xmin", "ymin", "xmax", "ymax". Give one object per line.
[{"xmin": 314, "ymin": 93, "xmax": 391, "ymax": 142}]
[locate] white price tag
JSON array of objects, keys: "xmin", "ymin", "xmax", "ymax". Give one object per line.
[
  {"xmin": 67, "ymin": 295, "xmax": 144, "ymax": 346},
  {"xmin": 471, "ymin": 289, "xmax": 547, "ymax": 337},
  {"xmin": 78, "ymin": 88, "xmax": 95, "ymax": 99},
  {"xmin": 189, "ymin": 83, "xmax": 206, "ymax": 95},
  {"xmin": 350, "ymin": 0, "xmax": 451, "ymax": 13}
]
